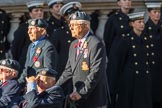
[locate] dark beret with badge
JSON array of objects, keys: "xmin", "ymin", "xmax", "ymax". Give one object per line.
[
  {"xmin": 48, "ymin": 0, "xmax": 63, "ymax": 8},
  {"xmin": 69, "ymin": 11, "xmax": 91, "ymax": 21},
  {"xmin": 0, "ymin": 59, "xmax": 20, "ymax": 72},
  {"xmin": 26, "ymin": 0, "xmax": 44, "ymax": 12},
  {"xmin": 60, "ymin": 1, "xmax": 82, "ymax": 16},
  {"xmin": 36, "ymin": 68, "xmax": 57, "ymax": 78},
  {"xmin": 128, "ymin": 11, "xmax": 145, "ymax": 22},
  {"xmin": 28, "ymin": 18, "xmax": 48, "ymax": 29}
]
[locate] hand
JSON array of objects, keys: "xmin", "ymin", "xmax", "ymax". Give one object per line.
[
  {"xmin": 70, "ymin": 91, "xmax": 82, "ymax": 101},
  {"xmin": 26, "ymin": 76, "xmax": 36, "ymax": 83}
]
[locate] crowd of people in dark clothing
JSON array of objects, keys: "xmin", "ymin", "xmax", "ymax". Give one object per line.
[{"xmin": 0, "ymin": 0, "xmax": 162, "ymax": 108}]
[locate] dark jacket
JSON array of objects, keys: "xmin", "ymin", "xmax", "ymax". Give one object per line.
[
  {"xmin": 56, "ymin": 33, "xmax": 108, "ymax": 108},
  {"xmin": 145, "ymin": 18, "xmax": 162, "ymax": 102},
  {"xmin": 10, "ymin": 86, "xmax": 64, "ymax": 108},
  {"xmin": 11, "ymin": 22, "xmax": 31, "ymax": 73},
  {"xmin": 103, "ymin": 10, "xmax": 131, "ymax": 57},
  {"xmin": 0, "ymin": 79, "xmax": 21, "ymax": 107},
  {"xmin": 108, "ymin": 31, "xmax": 152, "ymax": 108},
  {"xmin": 18, "ymin": 37, "xmax": 58, "ymax": 86}
]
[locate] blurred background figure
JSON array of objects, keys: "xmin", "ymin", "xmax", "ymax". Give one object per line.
[
  {"xmin": 145, "ymin": 2, "xmax": 162, "ymax": 108},
  {"xmin": 90, "ymin": 9, "xmax": 101, "ymax": 35},
  {"xmin": 46, "ymin": 0, "xmax": 64, "ymax": 37},
  {"xmin": 0, "ymin": 9, "xmax": 11, "ymax": 60}
]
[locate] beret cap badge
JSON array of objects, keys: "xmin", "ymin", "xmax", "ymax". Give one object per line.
[
  {"xmin": 31, "ymin": 20, "xmax": 35, "ymax": 26},
  {"xmin": 2, "ymin": 60, "xmax": 6, "ymax": 65},
  {"xmin": 72, "ymin": 14, "xmax": 77, "ymax": 19}
]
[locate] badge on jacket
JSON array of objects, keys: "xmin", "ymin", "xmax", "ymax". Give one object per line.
[
  {"xmin": 34, "ymin": 61, "xmax": 41, "ymax": 68},
  {"xmin": 82, "ymin": 61, "xmax": 89, "ymax": 71}
]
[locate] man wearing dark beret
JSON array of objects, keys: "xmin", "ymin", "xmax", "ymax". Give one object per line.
[
  {"xmin": 56, "ymin": 11, "xmax": 109, "ymax": 108},
  {"xmin": 18, "ymin": 19, "xmax": 57, "ymax": 89},
  {"xmin": 48, "ymin": 2, "xmax": 82, "ymax": 96},
  {"xmin": 11, "ymin": 0, "xmax": 45, "ymax": 78},
  {"xmin": 10, "ymin": 68, "xmax": 64, "ymax": 108},
  {"xmin": 0, "ymin": 59, "xmax": 21, "ymax": 107}
]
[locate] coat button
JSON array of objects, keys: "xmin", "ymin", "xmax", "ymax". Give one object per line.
[
  {"xmin": 0, "ymin": 50, "xmax": 3, "ymax": 53},
  {"xmin": 132, "ymin": 45, "xmax": 136, "ymax": 48},
  {"xmin": 149, "ymin": 35, "xmax": 153, "ymax": 38},
  {"xmin": 146, "ymin": 70, "xmax": 149, "ymax": 74},
  {"xmin": 148, "ymin": 27, "xmax": 152, "ymax": 30},
  {"xmin": 67, "ymin": 40, "xmax": 71, "ymax": 43},
  {"xmin": 146, "ymin": 45, "xmax": 149, "ymax": 48},
  {"xmin": 134, "ymin": 62, "xmax": 138, "ymax": 65},
  {"xmin": 150, "ymin": 44, "xmax": 154, "ymax": 47},
  {"xmin": 66, "ymin": 31, "xmax": 69, "ymax": 34},
  {"xmin": 120, "ymin": 25, "xmax": 124, "ymax": 28},
  {"xmin": 144, "ymin": 37, "xmax": 147, "ymax": 40},
  {"xmin": 131, "ymin": 37, "xmax": 134, "ymax": 40},
  {"xmin": 122, "ymin": 34, "xmax": 125, "ymax": 37},
  {"xmin": 152, "ymin": 61, "xmax": 155, "ymax": 64},
  {"xmin": 146, "ymin": 53, "xmax": 149, "ymax": 56},
  {"xmin": 136, "ymin": 71, "xmax": 139, "ymax": 74},
  {"xmin": 146, "ymin": 61, "xmax": 149, "ymax": 65},
  {"xmin": 151, "ymin": 52, "xmax": 155, "ymax": 56},
  {"xmin": 119, "ymin": 17, "xmax": 122, "ymax": 20},
  {"xmin": 133, "ymin": 53, "xmax": 137, "ymax": 57}
]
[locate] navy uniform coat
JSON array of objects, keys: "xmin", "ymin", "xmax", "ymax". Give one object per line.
[
  {"xmin": 0, "ymin": 79, "xmax": 20, "ymax": 107},
  {"xmin": 49, "ymin": 24, "xmax": 75, "ymax": 78},
  {"xmin": 145, "ymin": 18, "xmax": 162, "ymax": 102},
  {"xmin": 56, "ymin": 33, "xmax": 108, "ymax": 108},
  {"xmin": 18, "ymin": 37, "xmax": 57, "ymax": 85},
  {"xmin": 46, "ymin": 16, "xmax": 66, "ymax": 37},
  {"xmin": 0, "ymin": 10, "xmax": 11, "ymax": 60},
  {"xmin": 108, "ymin": 31, "xmax": 152, "ymax": 108},
  {"xmin": 103, "ymin": 10, "xmax": 131, "ymax": 57},
  {"xmin": 11, "ymin": 22, "xmax": 31, "ymax": 72},
  {"xmin": 10, "ymin": 86, "xmax": 64, "ymax": 108}
]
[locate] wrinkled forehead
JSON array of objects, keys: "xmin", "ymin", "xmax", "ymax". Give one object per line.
[
  {"xmin": 0, "ymin": 65, "xmax": 13, "ymax": 70},
  {"xmin": 70, "ymin": 19, "xmax": 88, "ymax": 24}
]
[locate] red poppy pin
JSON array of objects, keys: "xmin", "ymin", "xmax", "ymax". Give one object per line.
[
  {"xmin": 33, "ymin": 56, "xmax": 38, "ymax": 62},
  {"xmin": 73, "ymin": 43, "xmax": 78, "ymax": 48}
]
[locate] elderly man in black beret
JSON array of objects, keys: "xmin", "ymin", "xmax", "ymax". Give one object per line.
[
  {"xmin": 56, "ymin": 11, "xmax": 109, "ymax": 108},
  {"xmin": 0, "ymin": 59, "xmax": 21, "ymax": 107},
  {"xmin": 11, "ymin": 0, "xmax": 45, "ymax": 77},
  {"xmin": 10, "ymin": 68, "xmax": 64, "ymax": 108},
  {"xmin": 18, "ymin": 19, "xmax": 57, "ymax": 89}
]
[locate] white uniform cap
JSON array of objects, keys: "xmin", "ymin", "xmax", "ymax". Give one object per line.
[
  {"xmin": 60, "ymin": 2, "xmax": 82, "ymax": 16},
  {"xmin": 128, "ymin": 12, "xmax": 145, "ymax": 20},
  {"xmin": 26, "ymin": 0, "xmax": 44, "ymax": 8},
  {"xmin": 145, "ymin": 2, "xmax": 161, "ymax": 8},
  {"xmin": 47, "ymin": 0, "xmax": 63, "ymax": 6}
]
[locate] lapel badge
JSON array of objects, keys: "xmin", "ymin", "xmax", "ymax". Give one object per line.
[
  {"xmin": 1, "ymin": 60, "xmax": 6, "ymax": 65},
  {"xmin": 36, "ymin": 47, "xmax": 41, "ymax": 54},
  {"xmin": 83, "ymin": 41, "xmax": 88, "ymax": 49},
  {"xmin": 68, "ymin": 40, "xmax": 71, "ymax": 43},
  {"xmin": 83, "ymin": 49, "xmax": 88, "ymax": 58},
  {"xmin": 34, "ymin": 61, "xmax": 41, "ymax": 68},
  {"xmin": 81, "ymin": 61, "xmax": 89, "ymax": 71}
]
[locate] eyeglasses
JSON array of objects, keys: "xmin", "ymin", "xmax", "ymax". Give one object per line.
[
  {"xmin": 69, "ymin": 23, "xmax": 85, "ymax": 28},
  {"xmin": 0, "ymin": 68, "xmax": 13, "ymax": 73}
]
